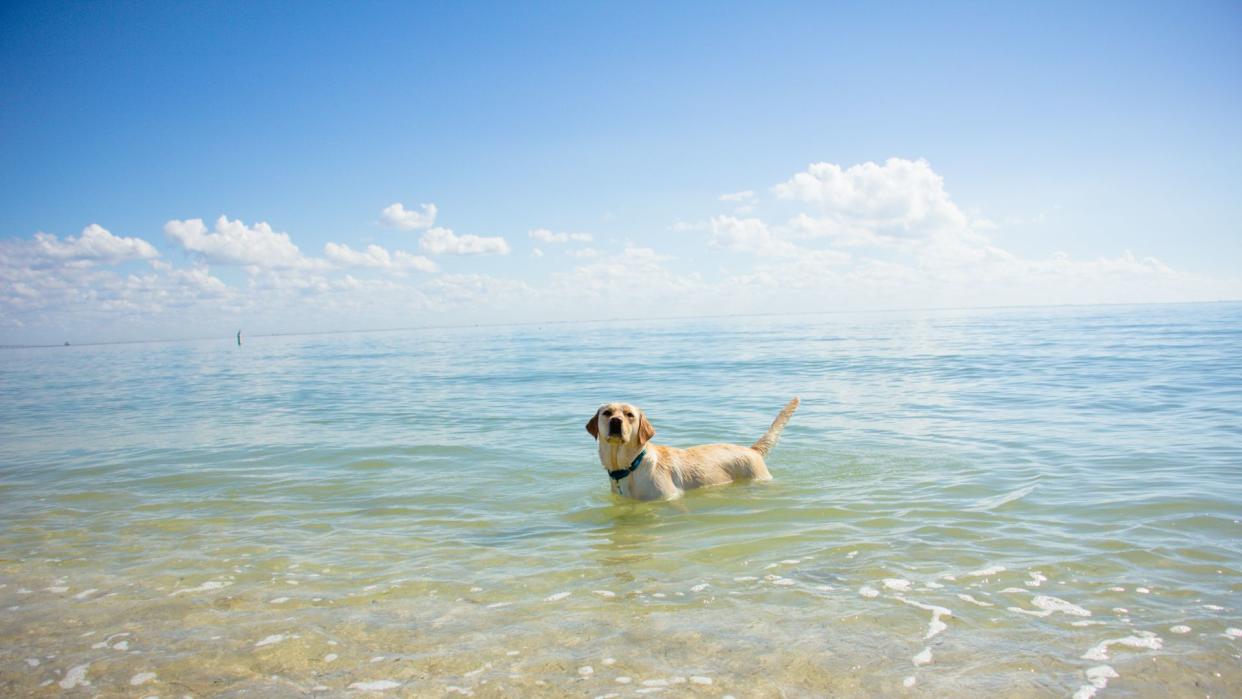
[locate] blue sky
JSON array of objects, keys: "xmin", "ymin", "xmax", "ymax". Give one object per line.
[{"xmin": 2, "ymin": 1, "xmax": 1240, "ymax": 343}]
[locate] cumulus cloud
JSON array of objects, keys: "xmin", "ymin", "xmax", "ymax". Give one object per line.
[
  {"xmin": 529, "ymin": 228, "xmax": 592, "ymax": 243},
  {"xmin": 324, "ymin": 242, "xmax": 437, "ymax": 273},
  {"xmin": 769, "ymin": 159, "xmax": 1026, "ymax": 270},
  {"xmin": 164, "ymin": 216, "xmax": 318, "ymax": 268},
  {"xmin": 380, "ymin": 202, "xmax": 438, "ymax": 231},
  {"xmin": 0, "ymin": 254, "xmax": 236, "ymax": 336},
  {"xmin": 708, "ymin": 216, "xmax": 800, "ymax": 257},
  {"xmin": 0, "ymin": 224, "xmax": 172, "ymax": 334},
  {"xmin": 0, "ymin": 224, "xmax": 160, "ymax": 269},
  {"xmin": 786, "ymin": 212, "xmax": 873, "ymax": 246},
  {"xmin": 774, "ymin": 158, "xmax": 969, "ymax": 240},
  {"xmin": 29, "ymin": 224, "xmax": 160, "ymax": 265},
  {"xmin": 5, "ymin": 157, "xmax": 1240, "ymax": 344},
  {"xmin": 684, "ymin": 156, "xmax": 1242, "ymax": 310},
  {"xmin": 419, "ymin": 227, "xmax": 511, "ymax": 255}
]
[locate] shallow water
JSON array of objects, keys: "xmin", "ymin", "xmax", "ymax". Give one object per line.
[{"xmin": 2, "ymin": 303, "xmax": 1241, "ymax": 697}]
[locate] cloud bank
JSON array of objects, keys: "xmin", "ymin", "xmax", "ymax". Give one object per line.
[
  {"xmin": 324, "ymin": 243, "xmax": 438, "ymax": 273},
  {"xmin": 3, "ymin": 160, "xmax": 1238, "ymax": 343}
]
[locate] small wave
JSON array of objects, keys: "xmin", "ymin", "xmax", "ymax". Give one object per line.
[{"xmin": 970, "ymin": 483, "xmax": 1038, "ymax": 511}]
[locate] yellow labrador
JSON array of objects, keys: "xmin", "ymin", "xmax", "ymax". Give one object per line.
[{"xmin": 586, "ymin": 398, "xmax": 800, "ymax": 500}]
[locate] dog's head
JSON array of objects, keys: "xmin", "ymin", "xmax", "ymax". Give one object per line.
[{"xmin": 586, "ymin": 402, "xmax": 656, "ymax": 448}]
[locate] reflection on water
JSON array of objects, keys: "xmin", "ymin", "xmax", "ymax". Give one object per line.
[{"xmin": 1, "ymin": 303, "xmax": 1241, "ymax": 696}]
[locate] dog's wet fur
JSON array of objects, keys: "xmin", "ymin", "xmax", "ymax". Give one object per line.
[{"xmin": 586, "ymin": 398, "xmax": 799, "ymax": 500}]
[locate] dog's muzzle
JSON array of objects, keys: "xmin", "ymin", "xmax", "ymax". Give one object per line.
[{"xmin": 608, "ymin": 417, "xmax": 623, "ymax": 438}]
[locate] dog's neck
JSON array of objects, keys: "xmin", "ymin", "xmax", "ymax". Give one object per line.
[{"xmin": 599, "ymin": 438, "xmax": 646, "ymax": 473}]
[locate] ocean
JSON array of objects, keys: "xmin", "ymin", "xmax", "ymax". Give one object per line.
[{"xmin": 1, "ymin": 303, "xmax": 1240, "ymax": 697}]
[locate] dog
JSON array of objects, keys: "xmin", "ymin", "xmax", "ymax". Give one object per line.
[{"xmin": 586, "ymin": 398, "xmax": 800, "ymax": 500}]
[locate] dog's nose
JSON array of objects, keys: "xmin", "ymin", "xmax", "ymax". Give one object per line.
[{"xmin": 608, "ymin": 416, "xmax": 623, "ymax": 434}]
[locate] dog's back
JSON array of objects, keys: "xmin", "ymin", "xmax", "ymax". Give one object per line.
[
  {"xmin": 658, "ymin": 442, "xmax": 771, "ymax": 490},
  {"xmin": 655, "ymin": 397, "xmax": 799, "ymax": 492}
]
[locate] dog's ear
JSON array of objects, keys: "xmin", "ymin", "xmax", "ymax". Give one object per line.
[
  {"xmin": 637, "ymin": 412, "xmax": 656, "ymax": 446},
  {"xmin": 585, "ymin": 409, "xmax": 600, "ymax": 440}
]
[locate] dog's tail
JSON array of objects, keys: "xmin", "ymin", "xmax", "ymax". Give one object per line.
[{"xmin": 752, "ymin": 397, "xmax": 800, "ymax": 456}]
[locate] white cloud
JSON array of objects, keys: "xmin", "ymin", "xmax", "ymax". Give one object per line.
[
  {"xmin": 0, "ymin": 254, "xmax": 237, "ymax": 335},
  {"xmin": 708, "ymin": 216, "xmax": 800, "ymax": 257},
  {"xmin": 0, "ymin": 224, "xmax": 170, "ymax": 334},
  {"xmin": 167, "ymin": 265, "xmax": 230, "ymax": 295},
  {"xmin": 26, "ymin": 225, "xmax": 158, "ymax": 266},
  {"xmin": 787, "ymin": 212, "xmax": 879, "ymax": 246},
  {"xmin": 164, "ymin": 216, "xmax": 318, "ymax": 268},
  {"xmin": 324, "ymin": 242, "xmax": 437, "ymax": 273},
  {"xmin": 529, "ymin": 228, "xmax": 592, "ymax": 243},
  {"xmin": 419, "ymin": 227, "xmax": 510, "ymax": 255},
  {"xmin": 5, "ymin": 157, "xmax": 1240, "ymax": 344},
  {"xmin": 774, "ymin": 158, "xmax": 969, "ymax": 239},
  {"xmin": 775, "ymin": 160, "xmax": 1020, "ymax": 275},
  {"xmin": 719, "ymin": 190, "xmax": 756, "ymax": 203},
  {"xmin": 720, "ymin": 191, "xmax": 758, "ymax": 215},
  {"xmin": 380, "ymin": 202, "xmax": 437, "ymax": 231}
]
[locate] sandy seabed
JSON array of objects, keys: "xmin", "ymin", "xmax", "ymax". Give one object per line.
[{"xmin": 3, "ymin": 559, "xmax": 1240, "ymax": 698}]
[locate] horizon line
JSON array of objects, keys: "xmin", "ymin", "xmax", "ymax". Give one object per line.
[{"xmin": 2, "ymin": 297, "xmax": 1238, "ymax": 351}]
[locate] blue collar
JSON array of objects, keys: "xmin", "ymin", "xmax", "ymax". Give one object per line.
[{"xmin": 608, "ymin": 449, "xmax": 647, "ymax": 481}]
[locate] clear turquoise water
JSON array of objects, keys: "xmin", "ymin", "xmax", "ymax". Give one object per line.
[{"xmin": 1, "ymin": 303, "xmax": 1240, "ymax": 697}]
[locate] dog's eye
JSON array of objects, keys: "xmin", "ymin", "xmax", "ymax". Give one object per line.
[
  {"xmin": 602, "ymin": 410, "xmax": 613, "ymax": 417},
  {"xmin": 625, "ymin": 412, "xmax": 634, "ymax": 418}
]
